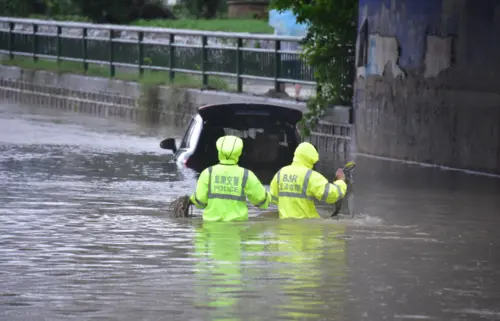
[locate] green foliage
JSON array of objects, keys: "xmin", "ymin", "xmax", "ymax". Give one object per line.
[
  {"xmin": 179, "ymin": 0, "xmax": 227, "ymax": 19},
  {"xmin": 71, "ymin": 0, "xmax": 176, "ymax": 24},
  {"xmin": 28, "ymin": 14, "xmax": 90, "ymax": 21},
  {"xmin": 1, "ymin": 0, "xmax": 81, "ymax": 17},
  {"xmin": 40, "ymin": 0, "xmax": 79, "ymax": 16},
  {"xmin": 171, "ymin": 3, "xmax": 193, "ymax": 19},
  {"xmin": 132, "ymin": 18, "xmax": 274, "ymax": 33},
  {"xmin": 2, "ymin": 0, "xmax": 176, "ymax": 25},
  {"xmin": 2, "ymin": 0, "xmax": 46, "ymax": 17},
  {"xmin": 270, "ymin": 0, "xmax": 357, "ymax": 136}
]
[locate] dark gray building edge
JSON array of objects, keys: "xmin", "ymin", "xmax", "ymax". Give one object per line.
[{"xmin": 354, "ymin": 0, "xmax": 500, "ymax": 174}]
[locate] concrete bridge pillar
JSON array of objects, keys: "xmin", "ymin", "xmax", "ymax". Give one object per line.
[{"xmin": 354, "ymin": 0, "xmax": 500, "ymax": 174}]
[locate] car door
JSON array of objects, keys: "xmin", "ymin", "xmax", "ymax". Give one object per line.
[
  {"xmin": 176, "ymin": 116, "xmax": 203, "ymax": 166},
  {"xmin": 176, "ymin": 117, "xmax": 197, "ymax": 157}
]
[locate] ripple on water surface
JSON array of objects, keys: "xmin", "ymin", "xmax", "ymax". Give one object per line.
[{"xmin": 1, "ymin": 103, "xmax": 500, "ymax": 321}]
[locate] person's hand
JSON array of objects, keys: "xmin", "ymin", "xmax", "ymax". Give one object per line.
[
  {"xmin": 335, "ymin": 168, "xmax": 345, "ymax": 181},
  {"xmin": 184, "ymin": 195, "xmax": 193, "ymax": 206}
]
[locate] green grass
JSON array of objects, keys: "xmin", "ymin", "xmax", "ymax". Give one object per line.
[
  {"xmin": 1, "ymin": 57, "xmax": 231, "ymax": 91},
  {"xmin": 132, "ymin": 19, "xmax": 273, "ymax": 33},
  {"xmin": 28, "ymin": 14, "xmax": 92, "ymax": 22},
  {"xmin": 27, "ymin": 14, "xmax": 273, "ymax": 34}
]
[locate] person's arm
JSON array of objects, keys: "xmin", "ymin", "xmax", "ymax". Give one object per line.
[
  {"xmin": 308, "ymin": 169, "xmax": 347, "ymax": 204},
  {"xmin": 245, "ymin": 170, "xmax": 271, "ymax": 209},
  {"xmin": 189, "ymin": 168, "xmax": 209, "ymax": 209},
  {"xmin": 269, "ymin": 172, "xmax": 279, "ymax": 205}
]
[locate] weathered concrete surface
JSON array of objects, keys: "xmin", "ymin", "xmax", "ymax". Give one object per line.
[
  {"xmin": 355, "ymin": 0, "xmax": 500, "ymax": 174},
  {"xmin": 0, "ymin": 20, "xmax": 317, "ymax": 101},
  {"xmin": 0, "ymin": 65, "xmax": 308, "ymax": 118},
  {"xmin": 0, "ymin": 65, "xmax": 350, "ymax": 123},
  {"xmin": 0, "ymin": 65, "xmax": 352, "ymax": 156}
]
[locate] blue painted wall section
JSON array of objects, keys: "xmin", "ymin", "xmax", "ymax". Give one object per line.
[
  {"xmin": 354, "ymin": 0, "xmax": 500, "ymax": 174},
  {"xmin": 357, "ymin": 0, "xmax": 500, "ymax": 73}
]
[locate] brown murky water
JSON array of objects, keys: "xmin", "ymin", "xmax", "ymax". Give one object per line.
[{"xmin": 1, "ymin": 103, "xmax": 500, "ymax": 321}]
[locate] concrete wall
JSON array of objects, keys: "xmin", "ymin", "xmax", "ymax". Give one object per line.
[
  {"xmin": 0, "ymin": 65, "xmax": 353, "ymax": 159},
  {"xmin": 354, "ymin": 0, "xmax": 500, "ymax": 174},
  {"xmin": 0, "ymin": 65, "xmax": 310, "ymax": 124}
]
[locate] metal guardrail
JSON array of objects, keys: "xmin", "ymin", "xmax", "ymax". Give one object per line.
[{"xmin": 0, "ymin": 17, "xmax": 344, "ymax": 92}]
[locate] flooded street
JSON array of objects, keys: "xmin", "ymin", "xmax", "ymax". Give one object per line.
[{"xmin": 1, "ymin": 103, "xmax": 500, "ymax": 321}]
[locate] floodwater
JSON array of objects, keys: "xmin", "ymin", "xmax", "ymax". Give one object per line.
[{"xmin": 1, "ymin": 103, "xmax": 500, "ymax": 321}]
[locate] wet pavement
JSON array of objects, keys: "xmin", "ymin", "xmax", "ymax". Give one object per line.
[{"xmin": 1, "ymin": 102, "xmax": 500, "ymax": 321}]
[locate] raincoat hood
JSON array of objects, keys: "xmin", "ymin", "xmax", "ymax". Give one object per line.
[
  {"xmin": 292, "ymin": 142, "xmax": 319, "ymax": 169},
  {"xmin": 216, "ymin": 135, "xmax": 243, "ymax": 165}
]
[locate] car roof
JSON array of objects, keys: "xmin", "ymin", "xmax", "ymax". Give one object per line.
[{"xmin": 198, "ymin": 103, "xmax": 303, "ymax": 126}]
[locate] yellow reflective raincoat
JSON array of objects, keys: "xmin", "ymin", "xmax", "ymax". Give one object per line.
[
  {"xmin": 269, "ymin": 142, "xmax": 347, "ymax": 219},
  {"xmin": 190, "ymin": 135, "xmax": 271, "ymax": 221}
]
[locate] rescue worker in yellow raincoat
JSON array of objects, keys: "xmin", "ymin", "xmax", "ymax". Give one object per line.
[
  {"xmin": 269, "ymin": 142, "xmax": 347, "ymax": 219},
  {"xmin": 189, "ymin": 135, "xmax": 272, "ymax": 221}
]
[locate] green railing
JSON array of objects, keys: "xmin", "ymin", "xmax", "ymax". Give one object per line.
[{"xmin": 0, "ymin": 17, "xmax": 333, "ymax": 92}]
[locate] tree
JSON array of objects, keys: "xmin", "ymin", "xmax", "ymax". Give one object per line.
[
  {"xmin": 2, "ymin": 0, "xmax": 49, "ymax": 16},
  {"xmin": 72, "ymin": 0, "xmax": 175, "ymax": 24},
  {"xmin": 181, "ymin": 0, "xmax": 227, "ymax": 19},
  {"xmin": 1, "ymin": 0, "xmax": 176, "ymax": 23},
  {"xmin": 270, "ymin": 0, "xmax": 358, "ymax": 135}
]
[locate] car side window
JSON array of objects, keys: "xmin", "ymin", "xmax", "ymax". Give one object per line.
[{"xmin": 180, "ymin": 119, "xmax": 196, "ymax": 149}]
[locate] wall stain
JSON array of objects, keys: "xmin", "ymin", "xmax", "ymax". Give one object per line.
[{"xmin": 354, "ymin": 0, "xmax": 500, "ymax": 174}]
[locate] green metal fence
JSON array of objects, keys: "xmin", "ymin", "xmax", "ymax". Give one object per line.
[{"xmin": 0, "ymin": 17, "xmax": 336, "ymax": 92}]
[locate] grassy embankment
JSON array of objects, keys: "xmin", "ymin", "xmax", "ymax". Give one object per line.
[
  {"xmin": 0, "ymin": 57, "xmax": 232, "ymax": 90},
  {"xmin": 1, "ymin": 18, "xmax": 274, "ymax": 90},
  {"xmin": 132, "ymin": 18, "xmax": 273, "ymax": 33},
  {"xmin": 27, "ymin": 15, "xmax": 274, "ymax": 34}
]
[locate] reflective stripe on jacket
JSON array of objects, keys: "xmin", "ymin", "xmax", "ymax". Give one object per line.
[
  {"xmin": 270, "ymin": 142, "xmax": 347, "ymax": 219},
  {"xmin": 190, "ymin": 135, "xmax": 271, "ymax": 221}
]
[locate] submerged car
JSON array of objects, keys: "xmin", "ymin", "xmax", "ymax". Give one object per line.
[{"xmin": 160, "ymin": 102, "xmax": 303, "ymax": 183}]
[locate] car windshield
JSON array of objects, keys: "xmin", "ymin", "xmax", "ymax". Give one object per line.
[
  {"xmin": 190, "ymin": 122, "xmax": 297, "ymax": 175},
  {"xmin": 224, "ymin": 128, "xmax": 289, "ymax": 146}
]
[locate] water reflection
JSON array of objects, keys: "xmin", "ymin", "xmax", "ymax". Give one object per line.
[
  {"xmin": 192, "ymin": 219, "xmax": 348, "ymax": 320},
  {"xmin": 2, "ymin": 102, "xmax": 500, "ymax": 320},
  {"xmin": 267, "ymin": 220, "xmax": 347, "ymax": 320},
  {"xmin": 193, "ymin": 221, "xmax": 250, "ymax": 320}
]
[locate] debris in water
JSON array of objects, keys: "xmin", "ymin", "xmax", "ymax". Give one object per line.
[{"xmin": 166, "ymin": 195, "xmax": 193, "ymax": 218}]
